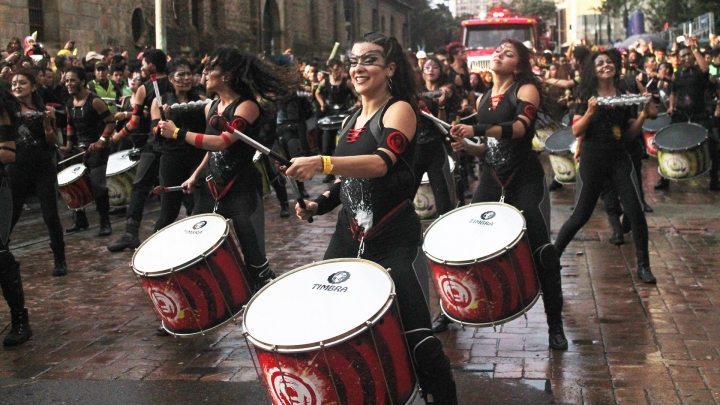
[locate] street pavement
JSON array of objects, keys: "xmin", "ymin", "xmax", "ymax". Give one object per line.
[{"xmin": 1, "ymin": 156, "xmax": 720, "ymax": 404}]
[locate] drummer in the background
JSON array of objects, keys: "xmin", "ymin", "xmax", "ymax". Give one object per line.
[
  {"xmin": 288, "ymin": 32, "xmax": 459, "ymax": 404},
  {"xmin": 60, "ymin": 66, "xmax": 115, "ymax": 237},
  {"xmin": 7, "ymin": 70, "xmax": 67, "ymax": 276},
  {"xmin": 553, "ymin": 50, "xmax": 658, "ymax": 285},
  {"xmin": 448, "ymin": 38, "xmax": 568, "ymax": 351},
  {"xmin": 656, "ymin": 40, "xmax": 719, "ymax": 191}
]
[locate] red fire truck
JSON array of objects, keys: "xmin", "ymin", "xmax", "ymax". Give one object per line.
[{"xmin": 461, "ymin": 8, "xmax": 549, "ymax": 73}]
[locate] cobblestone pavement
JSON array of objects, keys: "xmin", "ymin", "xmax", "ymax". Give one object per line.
[{"xmin": 1, "ymin": 156, "xmax": 720, "ymax": 404}]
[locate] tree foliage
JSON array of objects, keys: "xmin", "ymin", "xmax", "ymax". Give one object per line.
[
  {"xmin": 408, "ymin": 2, "xmax": 461, "ymax": 52},
  {"xmin": 507, "ymin": 0, "xmax": 557, "ymax": 22}
]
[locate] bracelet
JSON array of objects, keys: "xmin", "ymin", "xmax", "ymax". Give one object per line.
[
  {"xmin": 99, "ymin": 136, "xmax": 107, "ymax": 143},
  {"xmin": 173, "ymin": 128, "xmax": 179, "ymax": 140},
  {"xmin": 321, "ymin": 155, "xmax": 333, "ymax": 174},
  {"xmin": 438, "ymin": 106, "xmax": 445, "ymax": 110},
  {"xmin": 177, "ymin": 129, "xmax": 187, "ymax": 142},
  {"xmin": 639, "ymin": 111, "xmax": 648, "ymax": 119}
]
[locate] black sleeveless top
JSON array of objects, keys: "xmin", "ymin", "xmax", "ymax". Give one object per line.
[
  {"xmin": 15, "ymin": 111, "xmax": 53, "ymax": 163},
  {"xmin": 158, "ymin": 92, "xmax": 206, "ymax": 155},
  {"xmin": 66, "ymin": 92, "xmax": 106, "ymax": 147},
  {"xmin": 335, "ymin": 99, "xmax": 416, "ymax": 233},
  {"xmin": 320, "ymin": 77, "xmax": 354, "ymax": 109},
  {"xmin": 574, "ymin": 89, "xmax": 633, "ymax": 152},
  {"xmin": 478, "ymin": 83, "xmax": 535, "ymax": 179},
  {"xmin": 205, "ymin": 98, "xmax": 262, "ymax": 191}
]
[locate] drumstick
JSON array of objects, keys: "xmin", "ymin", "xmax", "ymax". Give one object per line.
[
  {"xmin": 152, "ymin": 185, "xmax": 187, "ymax": 195},
  {"xmin": 208, "ymin": 116, "xmax": 313, "ymax": 223},
  {"xmin": 58, "ymin": 151, "xmax": 86, "ymax": 165},
  {"xmin": 146, "ymin": 66, "xmax": 166, "ymax": 121},
  {"xmin": 286, "ymin": 177, "xmax": 313, "ymax": 223},
  {"xmin": 327, "ymin": 42, "xmax": 340, "ymax": 64},
  {"xmin": 420, "ymin": 110, "xmax": 451, "ymax": 129}
]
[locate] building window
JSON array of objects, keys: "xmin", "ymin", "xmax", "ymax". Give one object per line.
[
  {"xmin": 192, "ymin": 0, "xmax": 201, "ymax": 29},
  {"xmin": 28, "ymin": 0, "xmax": 44, "ymax": 41},
  {"xmin": 381, "ymin": 16, "xmax": 385, "ymax": 33},
  {"xmin": 131, "ymin": 8, "xmax": 144, "ymax": 43},
  {"xmin": 372, "ymin": 9, "xmax": 378, "ymax": 31},
  {"xmin": 390, "ymin": 16, "xmax": 395, "ymax": 37}
]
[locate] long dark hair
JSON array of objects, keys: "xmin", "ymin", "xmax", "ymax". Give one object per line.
[
  {"xmin": 167, "ymin": 57, "xmax": 200, "ymax": 101},
  {"xmin": 206, "ymin": 47, "xmax": 299, "ymax": 102},
  {"xmin": 357, "ymin": 32, "xmax": 419, "ymax": 112},
  {"xmin": 577, "ymin": 50, "xmax": 621, "ymax": 102},
  {"xmin": 0, "ymin": 86, "xmax": 19, "ymax": 127},
  {"xmin": 12, "ymin": 69, "xmax": 45, "ymax": 112},
  {"xmin": 422, "ymin": 56, "xmax": 450, "ymax": 88}
]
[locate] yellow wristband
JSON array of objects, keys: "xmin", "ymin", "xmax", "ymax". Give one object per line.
[
  {"xmin": 99, "ymin": 136, "xmax": 107, "ymax": 143},
  {"xmin": 639, "ymin": 111, "xmax": 647, "ymax": 119},
  {"xmin": 173, "ymin": 128, "xmax": 179, "ymax": 140},
  {"xmin": 322, "ymin": 155, "xmax": 333, "ymax": 174}
]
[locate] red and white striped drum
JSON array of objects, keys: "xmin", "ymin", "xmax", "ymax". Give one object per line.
[
  {"xmin": 423, "ymin": 203, "xmax": 540, "ymax": 327},
  {"xmin": 57, "ymin": 164, "xmax": 94, "ymax": 210},
  {"xmin": 132, "ymin": 214, "xmax": 252, "ymax": 337},
  {"xmin": 642, "ymin": 113, "xmax": 671, "ymax": 157},
  {"xmin": 243, "ymin": 259, "xmax": 417, "ymax": 405}
]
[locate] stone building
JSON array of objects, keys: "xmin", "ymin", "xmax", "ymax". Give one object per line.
[{"xmin": 0, "ymin": 0, "xmax": 411, "ymax": 60}]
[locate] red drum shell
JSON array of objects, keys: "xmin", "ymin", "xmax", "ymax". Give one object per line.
[
  {"xmin": 58, "ymin": 169, "xmax": 93, "ymax": 210},
  {"xmin": 644, "ymin": 131, "xmax": 658, "ymax": 156}
]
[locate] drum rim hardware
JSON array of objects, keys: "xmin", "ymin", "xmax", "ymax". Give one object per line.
[
  {"xmin": 422, "ymin": 202, "xmax": 527, "ymax": 266},
  {"xmin": 57, "ymin": 163, "xmax": 88, "ymax": 187},
  {"xmin": 106, "ymin": 149, "xmax": 141, "ymax": 176},
  {"xmin": 242, "ymin": 258, "xmax": 396, "ymax": 353}
]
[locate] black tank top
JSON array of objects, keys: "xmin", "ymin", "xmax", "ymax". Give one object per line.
[
  {"xmin": 205, "ymin": 98, "xmax": 262, "ymax": 190},
  {"xmin": 477, "ymin": 83, "xmax": 535, "ymax": 179},
  {"xmin": 15, "ymin": 111, "xmax": 53, "ymax": 163},
  {"xmin": 158, "ymin": 92, "xmax": 206, "ymax": 155},
  {"xmin": 335, "ymin": 98, "xmax": 416, "ymax": 233},
  {"xmin": 66, "ymin": 92, "xmax": 106, "ymax": 147}
]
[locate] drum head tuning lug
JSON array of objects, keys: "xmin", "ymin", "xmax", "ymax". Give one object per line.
[
  {"xmin": 386, "ymin": 267, "xmax": 392, "ymax": 273},
  {"xmin": 389, "ymin": 293, "xmax": 396, "ymax": 298}
]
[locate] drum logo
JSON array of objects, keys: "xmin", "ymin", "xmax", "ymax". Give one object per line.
[
  {"xmin": 269, "ymin": 370, "xmax": 317, "ymax": 405},
  {"xmin": 74, "ymin": 166, "xmax": 82, "ymax": 172},
  {"xmin": 150, "ymin": 290, "xmax": 180, "ymax": 318},
  {"xmin": 440, "ymin": 276, "xmax": 472, "ymax": 308},
  {"xmin": 469, "ymin": 211, "xmax": 495, "ymax": 226},
  {"xmin": 185, "ymin": 220, "xmax": 207, "ymax": 234},
  {"xmin": 328, "ymin": 271, "xmax": 350, "ymax": 284}
]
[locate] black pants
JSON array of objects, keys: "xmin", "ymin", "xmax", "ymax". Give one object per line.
[
  {"xmin": 7, "ymin": 159, "xmax": 65, "ymax": 254},
  {"xmin": 555, "ymin": 148, "xmax": 649, "ymax": 264},
  {"xmin": 472, "ymin": 159, "xmax": 564, "ymax": 327},
  {"xmin": 321, "ymin": 128, "xmax": 338, "ymax": 157},
  {"xmin": 126, "ymin": 148, "xmax": 160, "ymax": 223},
  {"xmin": 601, "ymin": 146, "xmax": 647, "ymax": 216},
  {"xmin": 82, "ymin": 149, "xmax": 111, "ymax": 220},
  {"xmin": 195, "ymin": 183, "xmax": 270, "ymax": 282},
  {"xmin": 324, "ymin": 206, "xmax": 457, "ymax": 404},
  {"xmin": 413, "ymin": 140, "xmax": 454, "ymax": 216},
  {"xmin": 154, "ymin": 151, "xmax": 204, "ymax": 232}
]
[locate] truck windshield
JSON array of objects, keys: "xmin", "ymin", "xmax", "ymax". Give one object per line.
[{"xmin": 465, "ymin": 25, "xmax": 535, "ymax": 50}]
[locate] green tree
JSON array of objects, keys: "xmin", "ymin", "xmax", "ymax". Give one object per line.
[
  {"xmin": 409, "ymin": 3, "xmax": 461, "ymax": 52},
  {"xmin": 508, "ymin": 0, "xmax": 557, "ymax": 22}
]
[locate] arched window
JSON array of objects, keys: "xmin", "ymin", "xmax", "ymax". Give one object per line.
[{"xmin": 28, "ymin": 0, "xmax": 45, "ymax": 41}]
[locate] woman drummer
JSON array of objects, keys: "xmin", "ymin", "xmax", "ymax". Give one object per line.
[
  {"xmin": 287, "ymin": 32, "xmax": 458, "ymax": 404},
  {"xmin": 447, "ymin": 38, "xmax": 568, "ymax": 350},
  {"xmin": 553, "ymin": 50, "xmax": 658, "ymax": 284},
  {"xmin": 158, "ymin": 48, "xmax": 296, "ymax": 292},
  {"xmin": 150, "ymin": 57, "xmax": 206, "ymax": 232},
  {"xmin": 8, "ymin": 70, "xmax": 67, "ymax": 277}
]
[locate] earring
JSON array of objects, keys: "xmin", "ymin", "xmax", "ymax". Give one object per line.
[
  {"xmin": 387, "ymin": 76, "xmax": 393, "ymax": 93},
  {"xmin": 223, "ymin": 77, "xmax": 228, "ymax": 83}
]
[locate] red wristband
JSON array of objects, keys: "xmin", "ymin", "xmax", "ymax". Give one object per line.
[
  {"xmin": 220, "ymin": 133, "xmax": 232, "ymax": 147},
  {"xmin": 572, "ymin": 118, "xmax": 580, "ymax": 125},
  {"xmin": 194, "ymin": 134, "xmax": 204, "ymax": 148},
  {"xmin": 102, "ymin": 129, "xmax": 112, "ymax": 137}
]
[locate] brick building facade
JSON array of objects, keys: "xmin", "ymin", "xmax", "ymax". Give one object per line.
[{"xmin": 0, "ymin": 0, "xmax": 411, "ymax": 60}]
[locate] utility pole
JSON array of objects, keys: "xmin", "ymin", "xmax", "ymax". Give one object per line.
[{"xmin": 156, "ymin": 0, "xmax": 166, "ymax": 50}]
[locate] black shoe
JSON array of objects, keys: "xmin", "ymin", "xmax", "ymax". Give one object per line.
[
  {"xmin": 322, "ymin": 174, "xmax": 336, "ymax": 183},
  {"xmin": 65, "ymin": 210, "xmax": 89, "ymax": 233},
  {"xmin": 52, "ymin": 261, "xmax": 68, "ymax": 277},
  {"xmin": 155, "ymin": 326, "xmax": 170, "ymax": 336},
  {"xmin": 279, "ymin": 202, "xmax": 290, "ymax": 218},
  {"xmin": 710, "ymin": 179, "xmax": 720, "ymax": 191},
  {"xmin": 654, "ymin": 178, "xmax": 669, "ymax": 190},
  {"xmin": 107, "ymin": 233, "xmax": 140, "ymax": 252},
  {"xmin": 548, "ymin": 180, "xmax": 563, "ymax": 191},
  {"xmin": 609, "ymin": 233, "xmax": 625, "ymax": 246},
  {"xmin": 643, "ymin": 203, "xmax": 654, "ymax": 213},
  {"xmin": 548, "ymin": 324, "xmax": 568, "ymax": 350},
  {"xmin": 3, "ymin": 309, "xmax": 32, "ymax": 346},
  {"xmin": 109, "ymin": 206, "xmax": 127, "ymax": 216},
  {"xmin": 431, "ymin": 313, "xmax": 451, "ymax": 333},
  {"xmin": 253, "ymin": 268, "xmax": 276, "ymax": 293},
  {"xmin": 637, "ymin": 265, "xmax": 657, "ymax": 284},
  {"xmin": 300, "ymin": 189, "xmax": 310, "ymax": 199},
  {"xmin": 98, "ymin": 220, "xmax": 112, "ymax": 237}
]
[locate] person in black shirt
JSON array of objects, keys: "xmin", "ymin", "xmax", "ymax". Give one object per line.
[
  {"xmin": 656, "ymin": 43, "xmax": 719, "ymax": 191},
  {"xmin": 554, "ymin": 50, "xmax": 659, "ymax": 284},
  {"xmin": 288, "ymin": 32, "xmax": 458, "ymax": 405},
  {"xmin": 448, "ymin": 38, "xmax": 568, "ymax": 350},
  {"xmin": 60, "ymin": 67, "xmax": 116, "ymax": 237}
]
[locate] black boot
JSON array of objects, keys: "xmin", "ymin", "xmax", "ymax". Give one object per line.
[
  {"xmin": 50, "ymin": 243, "xmax": 67, "ymax": 277},
  {"xmin": 3, "ymin": 308, "xmax": 32, "ymax": 346},
  {"xmin": 636, "ymin": 250, "xmax": 656, "ymax": 284},
  {"xmin": 98, "ymin": 216, "xmax": 112, "ymax": 237},
  {"xmin": 65, "ymin": 210, "xmax": 89, "ymax": 233},
  {"xmin": 431, "ymin": 313, "xmax": 452, "ymax": 333},
  {"xmin": 607, "ymin": 213, "xmax": 625, "ymax": 246},
  {"xmin": 654, "ymin": 178, "xmax": 669, "ymax": 190},
  {"xmin": 548, "ymin": 324, "xmax": 568, "ymax": 350},
  {"xmin": 279, "ymin": 202, "xmax": 290, "ymax": 218},
  {"xmin": 253, "ymin": 265, "xmax": 276, "ymax": 293},
  {"xmin": 107, "ymin": 219, "xmax": 141, "ymax": 252},
  {"xmin": 96, "ymin": 192, "xmax": 112, "ymax": 236},
  {"xmin": 536, "ymin": 244, "xmax": 567, "ymax": 350}
]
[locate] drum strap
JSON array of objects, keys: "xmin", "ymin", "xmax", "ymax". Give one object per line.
[
  {"xmin": 206, "ymin": 174, "xmax": 239, "ymax": 212},
  {"xmin": 489, "ymin": 167, "xmax": 517, "ymax": 203},
  {"xmin": 347, "ymin": 200, "xmax": 411, "ymax": 246}
]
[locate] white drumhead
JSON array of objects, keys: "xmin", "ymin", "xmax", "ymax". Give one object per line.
[
  {"xmin": 244, "ymin": 259, "xmax": 392, "ymax": 348},
  {"xmin": 133, "ymin": 214, "xmax": 228, "ymax": 274},
  {"xmin": 423, "ymin": 203, "xmax": 525, "ymax": 264},
  {"xmin": 57, "ymin": 164, "xmax": 87, "ymax": 186},
  {"xmin": 106, "ymin": 151, "xmax": 137, "ymax": 176}
]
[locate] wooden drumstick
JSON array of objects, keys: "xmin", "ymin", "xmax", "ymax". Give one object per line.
[
  {"xmin": 58, "ymin": 151, "xmax": 86, "ymax": 165},
  {"xmin": 153, "ymin": 185, "xmax": 187, "ymax": 195}
]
